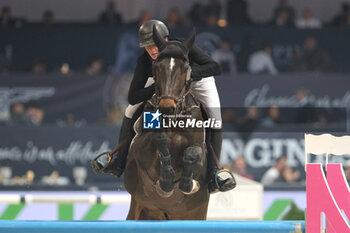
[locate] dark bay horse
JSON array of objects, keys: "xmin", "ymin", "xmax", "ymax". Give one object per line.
[{"xmin": 124, "ymin": 27, "xmax": 209, "ymax": 220}]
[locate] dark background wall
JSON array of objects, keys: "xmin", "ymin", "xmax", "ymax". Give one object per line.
[{"xmin": 1, "ymin": 26, "xmax": 350, "ymax": 72}]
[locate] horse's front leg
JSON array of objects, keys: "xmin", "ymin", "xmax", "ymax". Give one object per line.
[
  {"xmin": 153, "ymin": 132, "xmax": 175, "ymax": 197},
  {"xmin": 179, "ymin": 146, "xmax": 202, "ymax": 195}
]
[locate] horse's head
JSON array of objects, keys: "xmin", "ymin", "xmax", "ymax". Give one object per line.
[{"xmin": 152, "ymin": 26, "xmax": 195, "ymax": 115}]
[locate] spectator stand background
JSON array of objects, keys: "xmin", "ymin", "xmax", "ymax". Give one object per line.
[
  {"xmin": 1, "ymin": 27, "xmax": 350, "ymax": 73},
  {"xmin": 0, "ymin": 0, "xmax": 347, "ymax": 24},
  {"xmin": 1, "ymin": 0, "xmax": 350, "ymax": 191}
]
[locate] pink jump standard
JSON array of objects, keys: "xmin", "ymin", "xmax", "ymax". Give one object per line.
[{"xmin": 305, "ymin": 134, "xmax": 350, "ymax": 233}]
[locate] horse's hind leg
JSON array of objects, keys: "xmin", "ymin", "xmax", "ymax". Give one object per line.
[
  {"xmin": 138, "ymin": 208, "xmax": 167, "ymax": 220},
  {"xmin": 126, "ymin": 197, "xmax": 142, "ymax": 220},
  {"xmin": 127, "ymin": 197, "xmax": 167, "ymax": 220},
  {"xmin": 179, "ymin": 146, "xmax": 201, "ymax": 194},
  {"xmin": 153, "ymin": 132, "xmax": 175, "ymax": 197}
]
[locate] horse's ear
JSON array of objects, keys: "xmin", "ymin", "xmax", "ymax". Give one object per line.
[
  {"xmin": 153, "ymin": 25, "xmax": 166, "ymax": 48},
  {"xmin": 183, "ymin": 28, "xmax": 196, "ymax": 50}
]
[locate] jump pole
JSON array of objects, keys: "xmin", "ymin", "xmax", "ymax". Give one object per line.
[{"xmin": 0, "ymin": 220, "xmax": 305, "ymax": 233}]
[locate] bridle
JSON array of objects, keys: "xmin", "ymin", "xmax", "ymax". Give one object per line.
[{"xmin": 154, "ymin": 58, "xmax": 192, "ymax": 112}]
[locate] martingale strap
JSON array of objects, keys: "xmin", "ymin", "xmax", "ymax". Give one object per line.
[
  {"xmin": 173, "ymin": 66, "xmax": 192, "ymax": 114},
  {"xmin": 178, "ymin": 66, "xmax": 192, "ymax": 100},
  {"xmin": 186, "ymin": 66, "xmax": 192, "ymax": 81}
]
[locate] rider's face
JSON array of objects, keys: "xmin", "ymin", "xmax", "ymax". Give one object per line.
[
  {"xmin": 145, "ymin": 44, "xmax": 159, "ymax": 60},
  {"xmin": 145, "ymin": 37, "xmax": 168, "ymax": 60}
]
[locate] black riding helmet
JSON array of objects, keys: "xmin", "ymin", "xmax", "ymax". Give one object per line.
[{"xmin": 138, "ymin": 20, "xmax": 169, "ymax": 47}]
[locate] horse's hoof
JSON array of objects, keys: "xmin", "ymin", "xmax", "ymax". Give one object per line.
[
  {"xmin": 155, "ymin": 180, "xmax": 174, "ymax": 198},
  {"xmin": 182, "ymin": 180, "xmax": 200, "ymax": 195}
]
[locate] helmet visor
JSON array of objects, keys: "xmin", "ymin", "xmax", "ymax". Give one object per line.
[{"xmin": 139, "ymin": 35, "xmax": 155, "ymax": 47}]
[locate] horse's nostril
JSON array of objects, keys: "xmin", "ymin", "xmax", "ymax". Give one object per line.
[
  {"xmin": 159, "ymin": 99, "xmax": 176, "ymax": 115},
  {"xmin": 169, "ymin": 106, "xmax": 175, "ymax": 114},
  {"xmin": 160, "ymin": 107, "xmax": 175, "ymax": 115}
]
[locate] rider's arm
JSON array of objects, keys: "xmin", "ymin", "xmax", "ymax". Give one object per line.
[
  {"xmin": 128, "ymin": 53, "xmax": 155, "ymax": 105},
  {"xmin": 188, "ymin": 43, "xmax": 222, "ymax": 81}
]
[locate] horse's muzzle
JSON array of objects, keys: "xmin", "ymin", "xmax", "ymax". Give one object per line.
[{"xmin": 159, "ymin": 99, "xmax": 176, "ymax": 115}]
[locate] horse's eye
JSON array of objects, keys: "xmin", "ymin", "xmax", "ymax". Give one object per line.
[{"xmin": 183, "ymin": 64, "xmax": 190, "ymax": 72}]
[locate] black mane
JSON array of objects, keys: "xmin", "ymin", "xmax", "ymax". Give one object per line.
[{"xmin": 157, "ymin": 41, "xmax": 188, "ymax": 61}]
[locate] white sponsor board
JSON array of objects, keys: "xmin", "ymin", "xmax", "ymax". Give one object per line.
[{"xmin": 207, "ymin": 174, "xmax": 263, "ymax": 220}]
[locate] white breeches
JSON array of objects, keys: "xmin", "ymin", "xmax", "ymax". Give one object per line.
[{"xmin": 191, "ymin": 76, "xmax": 222, "ymax": 122}]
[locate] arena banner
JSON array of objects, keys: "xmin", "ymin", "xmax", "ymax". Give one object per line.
[
  {"xmin": 215, "ymin": 74, "xmax": 350, "ymax": 108},
  {"xmin": 0, "ymin": 73, "xmax": 125, "ymax": 123},
  {"xmin": 1, "ymin": 126, "xmax": 349, "ymax": 186},
  {"xmin": 222, "ymin": 131, "xmax": 350, "ymax": 180},
  {"xmin": 1, "ymin": 74, "xmax": 350, "ymax": 124},
  {"xmin": 0, "ymin": 125, "xmax": 119, "ymax": 184}
]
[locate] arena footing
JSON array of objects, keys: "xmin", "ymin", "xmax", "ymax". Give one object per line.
[{"xmin": 0, "ymin": 220, "xmax": 305, "ymax": 233}]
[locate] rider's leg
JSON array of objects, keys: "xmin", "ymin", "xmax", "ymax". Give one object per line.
[
  {"xmin": 207, "ymin": 128, "xmax": 236, "ymax": 192},
  {"xmin": 94, "ymin": 103, "xmax": 143, "ymax": 177},
  {"xmin": 191, "ymin": 77, "xmax": 236, "ymax": 193},
  {"xmin": 92, "ymin": 78, "xmax": 155, "ymax": 177},
  {"xmin": 102, "ymin": 116, "xmax": 135, "ymax": 177},
  {"xmin": 207, "ymin": 128, "xmax": 222, "ymax": 173}
]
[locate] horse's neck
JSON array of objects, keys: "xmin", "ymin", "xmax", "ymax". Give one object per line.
[
  {"xmin": 186, "ymin": 92, "xmax": 199, "ymax": 107},
  {"xmin": 180, "ymin": 93, "xmax": 200, "ymax": 115}
]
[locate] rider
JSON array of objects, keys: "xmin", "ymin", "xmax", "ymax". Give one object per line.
[{"xmin": 94, "ymin": 19, "xmax": 236, "ymax": 193}]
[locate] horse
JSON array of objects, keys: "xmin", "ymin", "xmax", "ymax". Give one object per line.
[{"xmin": 123, "ymin": 27, "xmax": 209, "ymax": 220}]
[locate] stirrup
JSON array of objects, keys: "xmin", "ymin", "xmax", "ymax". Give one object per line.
[
  {"xmin": 91, "ymin": 151, "xmax": 125, "ymax": 177},
  {"xmin": 91, "ymin": 152, "xmax": 112, "ymax": 173},
  {"xmin": 210, "ymin": 168, "xmax": 237, "ymax": 193}
]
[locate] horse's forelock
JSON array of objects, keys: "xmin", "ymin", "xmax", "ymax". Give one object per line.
[{"xmin": 157, "ymin": 41, "xmax": 188, "ymax": 62}]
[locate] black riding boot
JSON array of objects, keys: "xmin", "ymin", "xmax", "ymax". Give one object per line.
[
  {"xmin": 91, "ymin": 117, "xmax": 135, "ymax": 177},
  {"xmin": 207, "ymin": 129, "xmax": 237, "ymax": 193}
]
